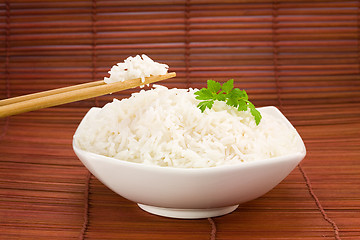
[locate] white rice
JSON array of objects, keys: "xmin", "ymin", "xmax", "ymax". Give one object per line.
[
  {"xmin": 104, "ymin": 54, "xmax": 169, "ymax": 84},
  {"xmin": 74, "ymin": 85, "xmax": 303, "ymax": 168}
]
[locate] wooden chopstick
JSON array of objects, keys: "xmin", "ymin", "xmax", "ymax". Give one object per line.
[
  {"xmin": 0, "ymin": 72, "xmax": 176, "ymax": 118},
  {"xmin": 0, "ymin": 80, "xmax": 105, "ymax": 107}
]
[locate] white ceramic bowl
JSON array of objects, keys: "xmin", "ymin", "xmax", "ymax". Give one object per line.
[{"xmin": 73, "ymin": 106, "xmax": 306, "ymax": 219}]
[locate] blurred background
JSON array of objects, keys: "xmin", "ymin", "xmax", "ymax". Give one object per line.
[{"xmin": 2, "ymin": 0, "xmax": 360, "ymax": 111}]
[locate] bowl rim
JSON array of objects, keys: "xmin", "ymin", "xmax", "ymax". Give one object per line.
[
  {"xmin": 72, "ymin": 105, "xmax": 306, "ymax": 173},
  {"xmin": 73, "ymin": 142, "xmax": 305, "ymax": 173}
]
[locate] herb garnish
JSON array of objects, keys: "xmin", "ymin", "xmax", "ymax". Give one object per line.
[{"xmin": 194, "ymin": 79, "xmax": 262, "ymax": 125}]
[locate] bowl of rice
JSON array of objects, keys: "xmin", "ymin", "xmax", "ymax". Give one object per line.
[{"xmin": 73, "ymin": 84, "xmax": 306, "ymax": 219}]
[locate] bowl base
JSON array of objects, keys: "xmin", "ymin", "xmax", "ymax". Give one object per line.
[{"xmin": 137, "ymin": 204, "xmax": 239, "ymax": 219}]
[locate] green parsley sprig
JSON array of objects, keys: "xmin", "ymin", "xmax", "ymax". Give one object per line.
[{"xmin": 194, "ymin": 79, "xmax": 262, "ymax": 125}]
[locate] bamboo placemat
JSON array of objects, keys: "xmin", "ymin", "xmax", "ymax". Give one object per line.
[
  {"xmin": 1, "ymin": 0, "xmax": 360, "ymax": 239},
  {"xmin": 0, "ymin": 103, "xmax": 359, "ymax": 240}
]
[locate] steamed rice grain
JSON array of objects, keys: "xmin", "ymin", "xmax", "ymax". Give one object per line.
[
  {"xmin": 74, "ymin": 85, "xmax": 303, "ymax": 168},
  {"xmin": 104, "ymin": 54, "xmax": 169, "ymax": 84}
]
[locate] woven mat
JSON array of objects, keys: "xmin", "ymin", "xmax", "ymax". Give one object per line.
[{"xmin": 0, "ymin": 103, "xmax": 359, "ymax": 240}]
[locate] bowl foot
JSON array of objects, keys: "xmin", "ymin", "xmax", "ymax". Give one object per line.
[{"xmin": 137, "ymin": 204, "xmax": 239, "ymax": 219}]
